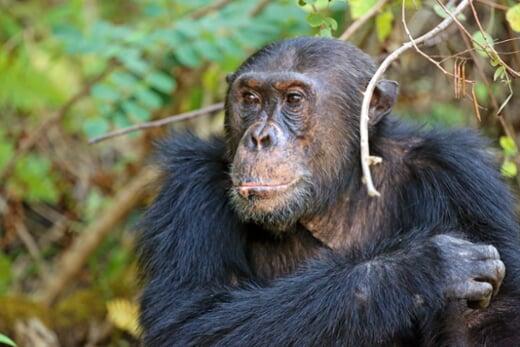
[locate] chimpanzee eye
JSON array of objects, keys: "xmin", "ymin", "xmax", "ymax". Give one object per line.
[
  {"xmin": 242, "ymin": 91, "xmax": 260, "ymax": 106},
  {"xmin": 286, "ymin": 92, "xmax": 304, "ymax": 107}
]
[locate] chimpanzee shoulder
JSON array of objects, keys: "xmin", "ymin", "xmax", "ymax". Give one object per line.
[
  {"xmin": 377, "ymin": 117, "xmax": 518, "ymax": 243},
  {"xmin": 136, "ymin": 132, "xmax": 250, "ymax": 283}
]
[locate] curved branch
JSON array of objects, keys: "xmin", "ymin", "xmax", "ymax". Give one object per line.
[{"xmin": 359, "ymin": 0, "xmax": 470, "ymax": 197}]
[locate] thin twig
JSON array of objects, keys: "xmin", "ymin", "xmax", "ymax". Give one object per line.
[
  {"xmin": 339, "ymin": 0, "xmax": 389, "ymax": 41},
  {"xmin": 89, "ymin": 102, "xmax": 224, "ymax": 144},
  {"xmin": 359, "ymin": 0, "xmax": 470, "ymax": 197},
  {"xmin": 401, "ymin": 1, "xmax": 474, "ymax": 83},
  {"xmin": 435, "ymin": 0, "xmax": 520, "ymax": 78}
]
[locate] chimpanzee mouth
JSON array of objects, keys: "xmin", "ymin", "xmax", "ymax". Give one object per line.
[{"xmin": 235, "ymin": 179, "xmax": 299, "ymax": 199}]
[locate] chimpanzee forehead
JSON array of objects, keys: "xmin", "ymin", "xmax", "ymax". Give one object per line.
[{"xmin": 234, "ymin": 71, "xmax": 321, "ymax": 91}]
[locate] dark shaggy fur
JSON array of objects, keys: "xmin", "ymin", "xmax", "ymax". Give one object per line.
[{"xmin": 137, "ymin": 37, "xmax": 520, "ymax": 346}]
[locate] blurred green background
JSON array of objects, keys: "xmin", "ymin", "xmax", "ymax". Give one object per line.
[{"xmin": 0, "ymin": 0, "xmax": 519, "ymax": 346}]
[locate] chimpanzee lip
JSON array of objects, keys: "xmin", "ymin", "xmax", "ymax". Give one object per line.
[{"xmin": 235, "ymin": 179, "xmax": 299, "ymax": 198}]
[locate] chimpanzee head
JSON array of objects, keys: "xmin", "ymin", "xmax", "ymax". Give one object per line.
[{"xmin": 225, "ymin": 37, "xmax": 398, "ymax": 231}]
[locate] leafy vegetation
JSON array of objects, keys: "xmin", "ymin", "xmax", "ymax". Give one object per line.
[{"xmin": 0, "ymin": 0, "xmax": 519, "ymax": 345}]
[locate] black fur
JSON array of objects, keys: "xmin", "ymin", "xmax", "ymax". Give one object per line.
[{"xmin": 137, "ymin": 38, "xmax": 520, "ymax": 346}]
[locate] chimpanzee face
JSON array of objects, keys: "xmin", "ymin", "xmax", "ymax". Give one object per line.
[{"xmin": 225, "ymin": 70, "xmax": 338, "ymax": 231}]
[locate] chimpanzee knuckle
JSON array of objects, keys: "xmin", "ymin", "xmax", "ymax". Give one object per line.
[
  {"xmin": 479, "ymin": 259, "xmax": 506, "ymax": 282},
  {"xmin": 475, "ymin": 244, "xmax": 500, "ymax": 260},
  {"xmin": 494, "ymin": 259, "xmax": 506, "ymax": 281}
]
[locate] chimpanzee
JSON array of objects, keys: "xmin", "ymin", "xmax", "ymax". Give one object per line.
[{"xmin": 137, "ymin": 37, "xmax": 520, "ymax": 346}]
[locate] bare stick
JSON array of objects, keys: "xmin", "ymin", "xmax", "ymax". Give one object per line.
[
  {"xmin": 339, "ymin": 0, "xmax": 388, "ymax": 41},
  {"xmin": 359, "ymin": 0, "xmax": 470, "ymax": 197},
  {"xmin": 88, "ymin": 102, "xmax": 224, "ymax": 144}
]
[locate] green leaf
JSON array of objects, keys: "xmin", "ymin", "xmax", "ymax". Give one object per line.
[
  {"xmin": 0, "ymin": 140, "xmax": 14, "ymax": 172},
  {"xmin": 306, "ymin": 13, "xmax": 325, "ymax": 27},
  {"xmin": 493, "ymin": 66, "xmax": 506, "ymax": 82},
  {"xmin": 506, "ymin": 4, "xmax": 520, "ymax": 32},
  {"xmin": 118, "ymin": 52, "xmax": 149, "ymax": 75},
  {"xmin": 474, "ymin": 82, "xmax": 488, "ymax": 104},
  {"xmin": 472, "ymin": 31, "xmax": 494, "ymax": 57},
  {"xmin": 0, "ymin": 333, "xmax": 16, "ymax": 347},
  {"xmin": 135, "ymin": 89, "xmax": 162, "ymax": 110},
  {"xmin": 111, "ymin": 72, "xmax": 138, "ymax": 92},
  {"xmin": 193, "ymin": 41, "xmax": 223, "ymax": 61},
  {"xmin": 501, "ymin": 160, "xmax": 517, "ymax": 178},
  {"xmin": 318, "ymin": 27, "xmax": 332, "ymax": 37},
  {"xmin": 13, "ymin": 155, "xmax": 59, "ymax": 203},
  {"xmin": 500, "ymin": 136, "xmax": 518, "ymax": 156},
  {"xmin": 350, "ymin": 0, "xmax": 377, "ymax": 19},
  {"xmin": 376, "ymin": 10, "xmax": 394, "ymax": 42},
  {"xmin": 83, "ymin": 118, "xmax": 110, "ymax": 138},
  {"xmin": 113, "ymin": 112, "xmax": 131, "ymax": 129},
  {"xmin": 91, "ymin": 84, "xmax": 120, "ymax": 102},
  {"xmin": 324, "ymin": 17, "xmax": 338, "ymax": 31},
  {"xmin": 174, "ymin": 45, "xmax": 202, "ymax": 68},
  {"xmin": 146, "ymin": 72, "xmax": 175, "ymax": 94},
  {"xmin": 122, "ymin": 101, "xmax": 150, "ymax": 122},
  {"xmin": 0, "ymin": 254, "xmax": 12, "ymax": 294}
]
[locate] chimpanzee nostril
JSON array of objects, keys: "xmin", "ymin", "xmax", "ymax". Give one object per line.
[{"xmin": 246, "ymin": 124, "xmax": 278, "ymax": 150}]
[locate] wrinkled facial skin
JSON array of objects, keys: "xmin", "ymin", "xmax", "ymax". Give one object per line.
[{"xmin": 226, "ymin": 71, "xmax": 336, "ymax": 231}]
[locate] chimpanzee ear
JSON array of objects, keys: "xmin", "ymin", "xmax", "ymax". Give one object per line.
[{"xmin": 369, "ymin": 80, "xmax": 399, "ymax": 125}]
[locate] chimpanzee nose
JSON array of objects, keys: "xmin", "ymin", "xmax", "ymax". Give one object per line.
[{"xmin": 245, "ymin": 123, "xmax": 278, "ymax": 150}]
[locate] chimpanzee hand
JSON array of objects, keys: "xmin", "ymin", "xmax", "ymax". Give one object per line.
[{"xmin": 432, "ymin": 234, "xmax": 505, "ymax": 309}]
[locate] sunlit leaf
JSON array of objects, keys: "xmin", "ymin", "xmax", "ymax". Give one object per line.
[
  {"xmin": 0, "ymin": 333, "xmax": 16, "ymax": 347},
  {"xmin": 350, "ymin": 0, "xmax": 377, "ymax": 19},
  {"xmin": 106, "ymin": 299, "xmax": 141, "ymax": 337},
  {"xmin": 306, "ymin": 13, "xmax": 325, "ymax": 27},
  {"xmin": 472, "ymin": 31, "xmax": 494, "ymax": 57},
  {"xmin": 506, "ymin": 4, "xmax": 520, "ymax": 32},
  {"xmin": 324, "ymin": 17, "xmax": 338, "ymax": 31},
  {"xmin": 501, "ymin": 160, "xmax": 518, "ymax": 178},
  {"xmin": 500, "ymin": 136, "xmax": 518, "ymax": 156},
  {"xmin": 376, "ymin": 10, "xmax": 393, "ymax": 42},
  {"xmin": 493, "ymin": 66, "xmax": 506, "ymax": 82}
]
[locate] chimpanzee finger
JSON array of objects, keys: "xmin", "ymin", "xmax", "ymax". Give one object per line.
[
  {"xmin": 468, "ymin": 244, "xmax": 501, "ymax": 261},
  {"xmin": 464, "ymin": 281, "xmax": 493, "ymax": 309},
  {"xmin": 474, "ymin": 259, "xmax": 506, "ymax": 296}
]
